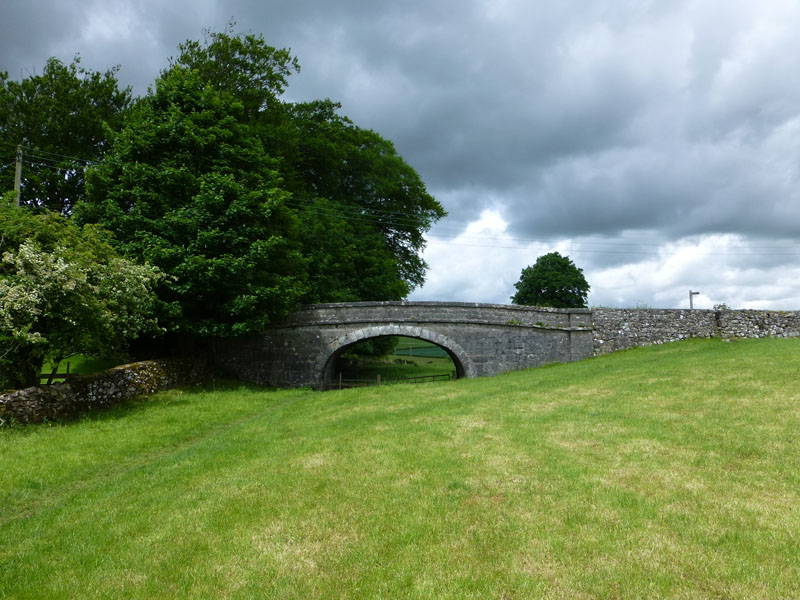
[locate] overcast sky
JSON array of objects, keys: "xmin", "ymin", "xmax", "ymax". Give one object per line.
[{"xmin": 3, "ymin": 0, "xmax": 800, "ymax": 309}]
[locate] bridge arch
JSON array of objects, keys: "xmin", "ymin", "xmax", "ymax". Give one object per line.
[{"xmin": 319, "ymin": 325, "xmax": 475, "ymax": 388}]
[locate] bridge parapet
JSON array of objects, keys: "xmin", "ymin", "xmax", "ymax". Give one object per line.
[{"xmin": 287, "ymin": 301, "xmax": 592, "ymax": 330}]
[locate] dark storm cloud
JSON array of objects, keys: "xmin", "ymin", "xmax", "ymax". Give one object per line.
[
  {"xmin": 229, "ymin": 0, "xmax": 800, "ymax": 244},
  {"xmin": 0, "ymin": 3, "xmax": 83, "ymax": 77},
  {"xmin": 3, "ymin": 0, "xmax": 800, "ymax": 307}
]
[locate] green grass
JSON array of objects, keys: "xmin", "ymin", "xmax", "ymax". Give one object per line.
[
  {"xmin": 337, "ymin": 336, "xmax": 456, "ymax": 382},
  {"xmin": 39, "ymin": 354, "xmax": 121, "ymax": 383},
  {"xmin": 2, "ymin": 337, "xmax": 800, "ymax": 598},
  {"xmin": 341, "ymin": 354, "xmax": 456, "ymax": 382},
  {"xmin": 393, "ymin": 337, "xmax": 450, "ymax": 358}
]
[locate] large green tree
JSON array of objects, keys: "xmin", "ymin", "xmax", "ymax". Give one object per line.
[
  {"xmin": 172, "ymin": 26, "xmax": 445, "ymax": 302},
  {"xmin": 0, "ymin": 57, "xmax": 131, "ymax": 214},
  {"xmin": 511, "ymin": 252, "xmax": 590, "ymax": 308},
  {"xmin": 0, "ymin": 197, "xmax": 162, "ymax": 389},
  {"xmin": 78, "ymin": 65, "xmax": 307, "ymax": 337},
  {"xmin": 273, "ymin": 100, "xmax": 443, "ymax": 301},
  {"xmin": 78, "ymin": 26, "xmax": 444, "ymax": 341}
]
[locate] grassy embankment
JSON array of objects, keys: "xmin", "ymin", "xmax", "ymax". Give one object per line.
[{"xmin": 2, "ymin": 337, "xmax": 800, "ymax": 598}]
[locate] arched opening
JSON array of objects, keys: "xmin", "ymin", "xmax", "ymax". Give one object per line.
[{"xmin": 321, "ymin": 334, "xmax": 466, "ymax": 390}]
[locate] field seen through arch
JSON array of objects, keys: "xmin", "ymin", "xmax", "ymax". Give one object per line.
[{"xmin": 330, "ymin": 336, "xmax": 457, "ymax": 387}]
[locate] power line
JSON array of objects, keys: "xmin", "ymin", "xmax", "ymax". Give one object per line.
[
  {"xmin": 22, "ymin": 150, "xmax": 93, "ymax": 172},
  {"xmin": 285, "ymin": 198, "xmax": 437, "ymax": 221},
  {"xmin": 24, "ymin": 157, "xmax": 73, "ymax": 169},
  {"xmin": 0, "ymin": 142, "xmax": 95, "ymax": 166},
  {"xmin": 22, "ymin": 160, "xmax": 82, "ymax": 174},
  {"xmin": 7, "ymin": 143, "xmax": 800, "ymax": 258},
  {"xmin": 22, "ymin": 145, "xmax": 95, "ymax": 164},
  {"xmin": 286, "ymin": 199, "xmax": 800, "ymax": 254},
  {"xmin": 425, "ymin": 232, "xmax": 800, "ymax": 251},
  {"xmin": 289, "ymin": 199, "xmax": 800, "ymax": 252},
  {"xmin": 287, "ymin": 198, "xmax": 800, "ymax": 251},
  {"xmin": 285, "ymin": 200, "xmax": 433, "ymax": 230},
  {"xmin": 24, "ymin": 152, "xmax": 92, "ymax": 167}
]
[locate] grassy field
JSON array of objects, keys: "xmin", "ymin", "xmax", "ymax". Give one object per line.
[
  {"xmin": 335, "ymin": 336, "xmax": 457, "ymax": 383},
  {"xmin": 2, "ymin": 337, "xmax": 800, "ymax": 598},
  {"xmin": 39, "ymin": 355, "xmax": 121, "ymax": 384}
]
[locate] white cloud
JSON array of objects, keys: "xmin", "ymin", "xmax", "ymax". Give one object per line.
[
  {"xmin": 414, "ymin": 220, "xmax": 800, "ymax": 309},
  {"xmin": 410, "ymin": 210, "xmax": 523, "ymax": 303},
  {"xmin": 80, "ymin": 1, "xmax": 138, "ymax": 44}
]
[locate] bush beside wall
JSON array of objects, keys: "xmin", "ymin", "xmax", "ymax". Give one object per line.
[{"xmin": 0, "ymin": 358, "xmax": 207, "ymax": 425}]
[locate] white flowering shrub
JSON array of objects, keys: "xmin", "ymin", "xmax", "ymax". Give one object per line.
[{"xmin": 1, "ymin": 199, "xmax": 163, "ymax": 389}]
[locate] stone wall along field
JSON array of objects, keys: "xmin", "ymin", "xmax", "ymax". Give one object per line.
[
  {"xmin": 0, "ymin": 358, "xmax": 207, "ymax": 425},
  {"xmin": 592, "ymin": 308, "xmax": 717, "ymax": 353},
  {"xmin": 716, "ymin": 309, "xmax": 800, "ymax": 339},
  {"xmin": 593, "ymin": 308, "xmax": 800, "ymax": 354}
]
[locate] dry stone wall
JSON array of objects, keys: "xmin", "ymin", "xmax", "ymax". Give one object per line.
[
  {"xmin": 592, "ymin": 309, "xmax": 717, "ymax": 353},
  {"xmin": 716, "ymin": 309, "xmax": 800, "ymax": 339},
  {"xmin": 593, "ymin": 308, "xmax": 800, "ymax": 354},
  {"xmin": 0, "ymin": 358, "xmax": 206, "ymax": 425}
]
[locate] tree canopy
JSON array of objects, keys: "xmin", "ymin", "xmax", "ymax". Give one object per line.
[
  {"xmin": 0, "ymin": 25, "xmax": 445, "ymax": 372},
  {"xmin": 171, "ymin": 27, "xmax": 445, "ymax": 301},
  {"xmin": 77, "ymin": 26, "xmax": 445, "ymax": 337},
  {"xmin": 77, "ymin": 65, "xmax": 306, "ymax": 337},
  {"xmin": 511, "ymin": 252, "xmax": 590, "ymax": 308},
  {"xmin": 274, "ymin": 100, "xmax": 442, "ymax": 301},
  {"xmin": 0, "ymin": 57, "xmax": 131, "ymax": 214}
]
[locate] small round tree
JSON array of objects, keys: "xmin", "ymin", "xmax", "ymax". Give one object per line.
[{"xmin": 511, "ymin": 252, "xmax": 590, "ymax": 308}]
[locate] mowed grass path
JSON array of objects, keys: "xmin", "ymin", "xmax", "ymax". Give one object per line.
[{"xmin": 2, "ymin": 338, "xmax": 799, "ymax": 599}]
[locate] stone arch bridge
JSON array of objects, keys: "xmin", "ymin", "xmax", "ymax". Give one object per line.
[{"xmin": 213, "ymin": 301, "xmax": 595, "ymax": 389}]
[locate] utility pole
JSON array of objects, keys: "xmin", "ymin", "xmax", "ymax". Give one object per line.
[
  {"xmin": 689, "ymin": 290, "xmax": 700, "ymax": 310},
  {"xmin": 13, "ymin": 145, "xmax": 23, "ymax": 207}
]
